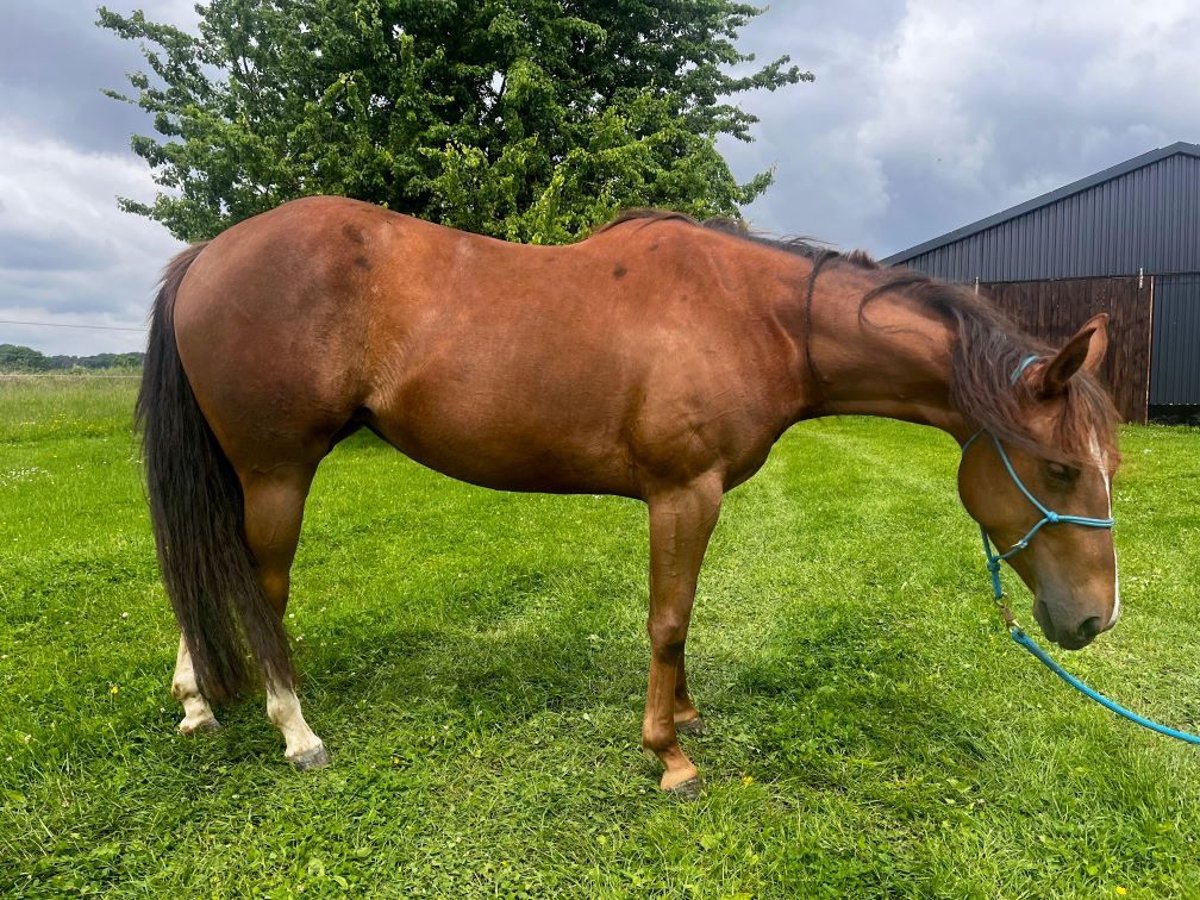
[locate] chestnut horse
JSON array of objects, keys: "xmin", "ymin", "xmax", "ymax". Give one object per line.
[{"xmin": 138, "ymin": 197, "xmax": 1120, "ymax": 793}]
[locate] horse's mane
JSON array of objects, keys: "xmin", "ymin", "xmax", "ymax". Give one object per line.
[
  {"xmin": 860, "ymin": 274, "xmax": 1120, "ymax": 466},
  {"xmin": 599, "ymin": 209, "xmax": 863, "ymax": 266},
  {"xmin": 598, "ymin": 209, "xmax": 1119, "ymax": 465}
]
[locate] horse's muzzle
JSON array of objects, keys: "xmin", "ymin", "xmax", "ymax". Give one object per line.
[{"xmin": 1033, "ymin": 599, "xmax": 1105, "ymax": 650}]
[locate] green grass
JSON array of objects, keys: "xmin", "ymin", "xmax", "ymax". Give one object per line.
[{"xmin": 1, "ymin": 375, "xmax": 1199, "ymax": 898}]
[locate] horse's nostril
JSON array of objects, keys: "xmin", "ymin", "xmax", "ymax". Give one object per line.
[{"xmin": 1078, "ymin": 616, "xmax": 1103, "ymax": 641}]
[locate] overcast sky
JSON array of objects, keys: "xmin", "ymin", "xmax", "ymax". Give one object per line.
[{"xmin": 2, "ymin": 0, "xmax": 1197, "ymax": 355}]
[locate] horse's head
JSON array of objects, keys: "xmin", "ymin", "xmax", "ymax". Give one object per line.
[{"xmin": 957, "ymin": 314, "xmax": 1120, "ymax": 650}]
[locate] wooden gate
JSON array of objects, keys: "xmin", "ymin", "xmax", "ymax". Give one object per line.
[{"xmin": 980, "ymin": 276, "xmax": 1152, "ymax": 423}]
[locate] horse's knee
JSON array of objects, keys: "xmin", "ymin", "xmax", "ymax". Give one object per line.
[
  {"xmin": 647, "ymin": 610, "xmax": 690, "ymax": 650},
  {"xmin": 642, "ymin": 719, "xmax": 679, "ymax": 753}
]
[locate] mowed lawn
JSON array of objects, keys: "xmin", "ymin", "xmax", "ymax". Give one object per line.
[{"xmin": 1, "ymin": 376, "xmax": 1199, "ymax": 898}]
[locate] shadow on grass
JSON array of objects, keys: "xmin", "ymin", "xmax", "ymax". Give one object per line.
[
  {"xmin": 256, "ymin": 569, "xmax": 996, "ymax": 786},
  {"xmin": 8, "ymin": 548, "xmax": 997, "ymax": 802}
]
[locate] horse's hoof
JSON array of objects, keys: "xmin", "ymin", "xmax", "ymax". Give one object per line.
[
  {"xmin": 178, "ymin": 716, "xmax": 221, "ymax": 736},
  {"xmin": 676, "ymin": 716, "xmax": 705, "ymax": 736},
  {"xmin": 664, "ymin": 776, "xmax": 703, "ymax": 800},
  {"xmin": 289, "ymin": 742, "xmax": 331, "ymax": 772}
]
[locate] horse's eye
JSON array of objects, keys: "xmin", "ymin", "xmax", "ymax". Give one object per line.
[{"xmin": 1046, "ymin": 462, "xmax": 1079, "ymax": 483}]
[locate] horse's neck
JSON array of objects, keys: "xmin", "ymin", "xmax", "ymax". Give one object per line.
[{"xmin": 806, "ymin": 290, "xmax": 972, "ymax": 442}]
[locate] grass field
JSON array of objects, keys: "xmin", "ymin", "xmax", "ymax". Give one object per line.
[{"xmin": 2, "ymin": 375, "xmax": 1199, "ymax": 897}]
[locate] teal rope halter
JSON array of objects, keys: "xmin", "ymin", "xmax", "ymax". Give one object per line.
[
  {"xmin": 963, "ymin": 429, "xmax": 1115, "ymax": 600},
  {"xmin": 967, "ymin": 354, "xmax": 1200, "ymax": 745}
]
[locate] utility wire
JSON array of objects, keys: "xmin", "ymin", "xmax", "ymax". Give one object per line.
[{"xmin": 0, "ymin": 319, "xmax": 145, "ymax": 333}]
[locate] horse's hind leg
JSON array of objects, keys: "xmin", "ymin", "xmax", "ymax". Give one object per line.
[
  {"xmin": 172, "ymin": 636, "xmax": 219, "ymax": 733},
  {"xmin": 240, "ymin": 464, "xmax": 328, "ymax": 769},
  {"xmin": 642, "ymin": 474, "xmax": 722, "ymax": 794}
]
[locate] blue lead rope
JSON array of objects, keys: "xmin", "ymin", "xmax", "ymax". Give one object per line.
[
  {"xmin": 969, "ymin": 357, "xmax": 1200, "ymax": 745},
  {"xmin": 1007, "ymin": 627, "xmax": 1200, "ymax": 744}
]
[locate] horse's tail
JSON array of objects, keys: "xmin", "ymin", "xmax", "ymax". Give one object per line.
[{"xmin": 136, "ymin": 243, "xmax": 293, "ymax": 704}]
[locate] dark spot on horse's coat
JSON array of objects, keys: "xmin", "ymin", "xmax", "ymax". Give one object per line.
[
  {"xmin": 354, "ymin": 255, "xmax": 370, "ymax": 271},
  {"xmin": 613, "ymin": 263, "xmax": 627, "ymax": 279},
  {"xmin": 342, "ymin": 223, "xmax": 365, "ymax": 245}
]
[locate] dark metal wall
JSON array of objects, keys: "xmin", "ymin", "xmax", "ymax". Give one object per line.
[
  {"xmin": 982, "ymin": 277, "xmax": 1151, "ymax": 423},
  {"xmin": 900, "ymin": 153, "xmax": 1200, "ymax": 282},
  {"xmin": 1150, "ymin": 274, "xmax": 1200, "ymax": 406}
]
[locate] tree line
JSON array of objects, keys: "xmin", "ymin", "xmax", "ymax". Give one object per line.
[{"xmin": 0, "ymin": 344, "xmax": 145, "ymax": 372}]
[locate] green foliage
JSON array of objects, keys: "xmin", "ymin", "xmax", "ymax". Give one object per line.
[
  {"xmin": 0, "ymin": 345, "xmax": 144, "ymax": 373},
  {"xmin": 0, "ymin": 344, "xmax": 48, "ymax": 371},
  {"xmin": 3, "ymin": 377, "xmax": 1200, "ymax": 895},
  {"xmin": 98, "ymin": 0, "xmax": 810, "ymax": 243}
]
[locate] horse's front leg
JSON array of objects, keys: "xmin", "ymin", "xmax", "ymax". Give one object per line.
[
  {"xmin": 673, "ymin": 650, "xmax": 704, "ymax": 735},
  {"xmin": 642, "ymin": 474, "xmax": 722, "ymax": 794}
]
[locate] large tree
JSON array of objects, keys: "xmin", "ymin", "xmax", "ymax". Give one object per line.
[{"xmin": 99, "ymin": 1, "xmax": 809, "ymax": 243}]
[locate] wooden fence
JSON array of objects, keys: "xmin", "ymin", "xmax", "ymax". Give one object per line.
[{"xmin": 981, "ymin": 276, "xmax": 1152, "ymax": 423}]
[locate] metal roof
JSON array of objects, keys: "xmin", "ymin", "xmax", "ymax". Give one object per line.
[{"xmin": 882, "ymin": 142, "xmax": 1200, "ymax": 266}]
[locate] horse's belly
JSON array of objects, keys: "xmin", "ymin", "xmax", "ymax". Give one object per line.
[{"xmin": 366, "ymin": 381, "xmax": 638, "ymax": 496}]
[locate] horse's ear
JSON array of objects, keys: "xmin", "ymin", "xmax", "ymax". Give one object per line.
[{"xmin": 1038, "ymin": 313, "xmax": 1108, "ymax": 396}]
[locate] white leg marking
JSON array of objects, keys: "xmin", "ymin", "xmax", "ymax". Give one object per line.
[
  {"xmin": 266, "ymin": 682, "xmax": 326, "ymax": 765},
  {"xmin": 172, "ymin": 636, "xmax": 220, "ymax": 733}
]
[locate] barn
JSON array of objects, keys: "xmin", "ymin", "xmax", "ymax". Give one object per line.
[{"xmin": 881, "ymin": 141, "xmax": 1200, "ymax": 423}]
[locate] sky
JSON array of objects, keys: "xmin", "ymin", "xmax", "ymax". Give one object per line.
[{"xmin": 1, "ymin": 0, "xmax": 1197, "ymax": 355}]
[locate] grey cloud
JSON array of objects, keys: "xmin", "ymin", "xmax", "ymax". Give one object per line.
[
  {"xmin": 0, "ymin": 1, "xmax": 195, "ymax": 154},
  {"xmin": 727, "ymin": 1, "xmax": 1200, "ymax": 256},
  {"xmin": 0, "ymin": 233, "xmax": 110, "ymax": 272},
  {"xmin": 0, "ymin": 87, "xmax": 183, "ymax": 353},
  {"xmin": 1, "ymin": 267, "xmax": 151, "ymax": 317}
]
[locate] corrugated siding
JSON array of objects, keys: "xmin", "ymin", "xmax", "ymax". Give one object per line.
[
  {"xmin": 904, "ymin": 154, "xmax": 1200, "ymax": 282},
  {"xmin": 1149, "ymin": 274, "xmax": 1200, "ymax": 405}
]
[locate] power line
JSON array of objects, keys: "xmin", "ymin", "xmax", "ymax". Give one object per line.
[{"xmin": 0, "ymin": 319, "xmax": 146, "ymax": 333}]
